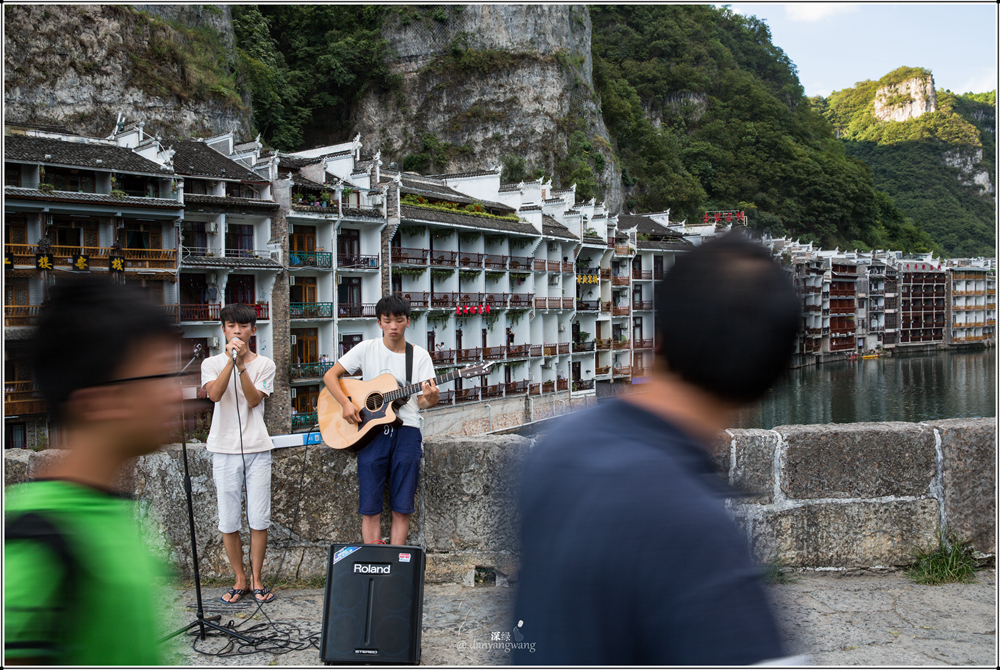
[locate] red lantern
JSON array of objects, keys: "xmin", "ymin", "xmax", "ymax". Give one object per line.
[
  {"xmin": 456, "ymin": 306, "xmax": 462, "ymax": 315},
  {"xmin": 485, "ymin": 305, "xmax": 491, "ymax": 315},
  {"xmin": 725, "ymin": 212, "xmax": 732, "ymax": 222},
  {"xmin": 714, "ymin": 212, "xmax": 721, "ymax": 223},
  {"xmin": 703, "ymin": 213, "xmax": 710, "ymax": 223}
]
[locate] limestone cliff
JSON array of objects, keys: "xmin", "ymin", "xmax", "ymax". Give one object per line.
[
  {"xmin": 4, "ymin": 4, "xmax": 250, "ymax": 139},
  {"xmin": 873, "ymin": 74, "xmax": 937, "ymax": 123},
  {"xmin": 352, "ymin": 5, "xmax": 623, "ymax": 211}
]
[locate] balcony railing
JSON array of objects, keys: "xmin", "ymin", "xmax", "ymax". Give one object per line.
[
  {"xmin": 562, "ymin": 298, "xmax": 574, "ymax": 309},
  {"xmin": 253, "ymin": 303, "xmax": 270, "ymax": 320},
  {"xmin": 542, "ymin": 380, "xmax": 555, "ymax": 393},
  {"xmin": 288, "ymin": 250, "xmax": 333, "ymax": 269},
  {"xmin": 4, "ymin": 304, "xmax": 41, "ymax": 327},
  {"xmin": 614, "ymin": 245, "xmax": 632, "ymax": 256},
  {"xmin": 180, "ymin": 303, "xmax": 221, "ymax": 321},
  {"xmin": 636, "ymin": 338, "xmax": 654, "ymax": 349},
  {"xmin": 455, "ymin": 387, "xmax": 480, "ymax": 403},
  {"xmin": 509, "ymin": 294, "xmax": 533, "ymax": 309},
  {"xmin": 430, "ymin": 349, "xmax": 455, "ymax": 365},
  {"xmin": 653, "ymin": 268, "xmax": 664, "ymax": 280},
  {"xmin": 558, "ymin": 343, "xmax": 570, "ymax": 355},
  {"xmin": 562, "ymin": 262, "xmax": 574, "ymax": 273},
  {"xmin": 557, "ymin": 379, "xmax": 569, "ymax": 391},
  {"xmin": 573, "ymin": 340, "xmax": 596, "ymax": 352},
  {"xmin": 6, "ymin": 243, "xmax": 178, "ymax": 270},
  {"xmin": 4, "ymin": 381, "xmax": 46, "ymax": 416},
  {"xmin": 533, "ymin": 259, "xmax": 547, "ymax": 271},
  {"xmin": 612, "ymin": 275, "xmax": 630, "ymax": 286},
  {"xmin": 291, "ymin": 412, "xmax": 318, "ymax": 430},
  {"xmin": 576, "ymin": 300, "xmax": 600, "ymax": 311},
  {"xmin": 507, "ymin": 344, "xmax": 530, "ymax": 358},
  {"xmin": 338, "ymin": 253, "xmax": 380, "ymax": 270},
  {"xmin": 529, "ymin": 383, "xmax": 541, "ymax": 395},
  {"xmin": 633, "ymin": 300, "xmax": 653, "ymax": 311},
  {"xmin": 600, "ymin": 268, "xmax": 611, "ymax": 280},
  {"xmin": 290, "ymin": 361, "xmax": 335, "ymax": 379},
  {"xmin": 572, "ymin": 379, "xmax": 595, "ymax": 392},
  {"xmin": 548, "ymin": 260, "xmax": 561, "ymax": 272},
  {"xmin": 437, "ymin": 390, "xmax": 454, "ymax": 405},
  {"xmin": 535, "ymin": 297, "xmax": 548, "ymax": 309},
  {"xmin": 484, "ymin": 293, "xmax": 509, "ymax": 307},
  {"xmin": 483, "ymin": 346, "xmax": 506, "ymax": 360},
  {"xmin": 338, "ymin": 303, "xmax": 377, "ymax": 319},
  {"xmin": 613, "ymin": 305, "xmax": 630, "ymax": 316},
  {"xmin": 391, "ymin": 247, "xmax": 429, "ymax": 265},
  {"xmin": 613, "ymin": 365, "xmax": 632, "ymax": 376},
  {"xmin": 509, "ymin": 256, "xmax": 532, "ymax": 271},
  {"xmin": 632, "ymin": 269, "xmax": 652, "ymax": 280},
  {"xmin": 505, "ymin": 380, "xmax": 529, "ymax": 395},
  {"xmin": 481, "ymin": 383, "xmax": 504, "ymax": 399},
  {"xmin": 430, "ymin": 250, "xmax": 459, "ymax": 266},
  {"xmin": 529, "ymin": 345, "xmax": 543, "ymax": 357},
  {"xmin": 600, "ymin": 300, "xmax": 611, "ymax": 313},
  {"xmin": 456, "ymin": 347, "xmax": 481, "ymax": 362},
  {"xmin": 543, "ymin": 344, "xmax": 558, "ymax": 356},
  {"xmin": 483, "ymin": 254, "xmax": 507, "ymax": 269},
  {"xmin": 431, "ymin": 292, "xmax": 459, "ymax": 308},
  {"xmin": 595, "ymin": 366, "xmax": 611, "ymax": 376},
  {"xmin": 459, "ymin": 252, "xmax": 484, "ymax": 268},
  {"xmin": 595, "ymin": 338, "xmax": 612, "ymax": 350},
  {"xmin": 393, "ymin": 291, "xmax": 430, "ymax": 308},
  {"xmin": 290, "ymin": 302, "xmax": 334, "ymax": 319},
  {"xmin": 613, "ymin": 338, "xmax": 630, "ymax": 349}
]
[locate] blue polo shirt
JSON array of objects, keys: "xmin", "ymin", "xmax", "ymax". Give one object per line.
[{"xmin": 512, "ymin": 399, "xmax": 785, "ymax": 665}]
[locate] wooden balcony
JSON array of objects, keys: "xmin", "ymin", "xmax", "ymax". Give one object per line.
[
  {"xmin": 606, "ymin": 237, "xmax": 615, "ymax": 248},
  {"xmin": 557, "ymin": 379, "xmax": 569, "ymax": 391},
  {"xmin": 505, "ymin": 380, "xmax": 529, "ymax": 395},
  {"xmin": 632, "ymin": 300, "xmax": 653, "ymax": 311},
  {"xmin": 483, "ymin": 254, "xmax": 507, "ymax": 269},
  {"xmin": 393, "ymin": 291, "xmax": 430, "ymax": 308},
  {"xmin": 391, "ymin": 247, "xmax": 429, "ymax": 265},
  {"xmin": 595, "ymin": 338, "xmax": 612, "ymax": 350},
  {"xmin": 290, "ymin": 302, "xmax": 334, "ymax": 319},
  {"xmin": 613, "ymin": 365, "xmax": 632, "ymax": 377},
  {"xmin": 507, "ymin": 344, "xmax": 530, "ymax": 358},
  {"xmin": 614, "ymin": 245, "xmax": 632, "ymax": 256},
  {"xmin": 547, "ymin": 260, "xmax": 561, "ymax": 272},
  {"xmin": 456, "ymin": 347, "xmax": 481, "ymax": 363},
  {"xmin": 533, "ymin": 259, "xmax": 547, "ymax": 271},
  {"xmin": 573, "ymin": 340, "xmax": 596, "ymax": 352},
  {"xmin": 338, "ymin": 303, "xmax": 377, "ymax": 319},
  {"xmin": 4, "ymin": 304, "xmax": 41, "ymax": 327},
  {"xmin": 653, "ymin": 268, "xmax": 664, "ymax": 280},
  {"xmin": 6, "ymin": 243, "xmax": 178, "ymax": 270},
  {"xmin": 613, "ymin": 338, "xmax": 630, "ymax": 349},
  {"xmin": 509, "ymin": 294, "xmax": 533, "ymax": 309},
  {"xmin": 534, "ymin": 297, "xmax": 548, "ymax": 309},
  {"xmin": 430, "ymin": 349, "xmax": 456, "ymax": 365},
  {"xmin": 290, "ymin": 361, "xmax": 335, "ymax": 380},
  {"xmin": 600, "ymin": 268, "xmax": 611, "ymax": 280},
  {"xmin": 612, "ymin": 275, "xmax": 630, "ymax": 286},
  {"xmin": 576, "ymin": 300, "xmax": 600, "ymax": 311},
  {"xmin": 508, "ymin": 256, "xmax": 532, "ymax": 271},
  {"xmin": 484, "ymin": 293, "xmax": 509, "ymax": 307},
  {"xmin": 558, "ymin": 343, "xmax": 570, "ymax": 355},
  {"xmin": 483, "ymin": 346, "xmax": 506, "ymax": 360},
  {"xmin": 431, "ymin": 291, "xmax": 459, "ymax": 308},
  {"xmin": 542, "ymin": 380, "xmax": 555, "ymax": 393},
  {"xmin": 529, "ymin": 345, "xmax": 543, "ymax": 357},
  {"xmin": 636, "ymin": 338, "xmax": 654, "ymax": 349},
  {"xmin": 338, "ymin": 253, "xmax": 380, "ymax": 270},
  {"xmin": 481, "ymin": 383, "xmax": 504, "ymax": 398},
  {"xmin": 562, "ymin": 298, "xmax": 575, "ymax": 309},
  {"xmin": 458, "ymin": 293, "xmax": 486, "ymax": 305},
  {"xmin": 595, "ymin": 366, "xmax": 611, "ymax": 376},
  {"xmin": 252, "ymin": 303, "xmax": 270, "ymax": 320},
  {"xmin": 572, "ymin": 379, "xmax": 595, "ymax": 392},
  {"xmin": 180, "ymin": 303, "xmax": 222, "ymax": 321},
  {"xmin": 5, "ymin": 381, "xmax": 46, "ymax": 416},
  {"xmin": 613, "ymin": 305, "xmax": 631, "ymax": 316},
  {"xmin": 600, "ymin": 300, "xmax": 611, "ymax": 313},
  {"xmin": 459, "ymin": 252, "xmax": 484, "ymax": 268},
  {"xmin": 430, "ymin": 250, "xmax": 459, "ymax": 266},
  {"xmin": 454, "ymin": 387, "xmax": 480, "ymax": 403},
  {"xmin": 529, "ymin": 383, "xmax": 541, "ymax": 395},
  {"xmin": 437, "ymin": 390, "xmax": 454, "ymax": 405},
  {"xmin": 543, "ymin": 344, "xmax": 558, "ymax": 356},
  {"xmin": 632, "ymin": 269, "xmax": 652, "ymax": 280},
  {"xmin": 288, "ymin": 250, "xmax": 333, "ymax": 269}
]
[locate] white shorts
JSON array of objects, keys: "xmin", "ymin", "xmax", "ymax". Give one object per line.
[{"xmin": 212, "ymin": 450, "xmax": 272, "ymax": 533}]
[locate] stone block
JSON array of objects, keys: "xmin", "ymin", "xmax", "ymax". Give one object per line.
[
  {"xmin": 3, "ymin": 449, "xmax": 32, "ymax": 487},
  {"xmin": 421, "ymin": 435, "xmax": 531, "ymax": 555},
  {"xmin": 729, "ymin": 429, "xmax": 777, "ymax": 503},
  {"xmin": 926, "ymin": 417, "xmax": 996, "ymax": 553},
  {"xmin": 733, "ymin": 499, "xmax": 939, "ymax": 567},
  {"xmin": 777, "ymin": 422, "xmax": 935, "ymax": 499}
]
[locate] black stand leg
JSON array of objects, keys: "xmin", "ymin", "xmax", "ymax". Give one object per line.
[{"xmin": 160, "ymin": 348, "xmax": 256, "ymax": 646}]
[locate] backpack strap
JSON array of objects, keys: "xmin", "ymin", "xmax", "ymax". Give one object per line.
[
  {"xmin": 5, "ymin": 511, "xmax": 79, "ymax": 660},
  {"xmin": 405, "ymin": 342, "xmax": 414, "ymax": 386}
]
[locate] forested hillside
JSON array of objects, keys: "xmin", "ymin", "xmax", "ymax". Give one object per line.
[{"xmin": 817, "ymin": 68, "xmax": 995, "ymax": 258}]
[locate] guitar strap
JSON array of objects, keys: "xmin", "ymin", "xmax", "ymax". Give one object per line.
[{"xmin": 405, "ymin": 341, "xmax": 413, "ymax": 387}]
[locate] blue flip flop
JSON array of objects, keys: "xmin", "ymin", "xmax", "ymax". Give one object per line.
[
  {"xmin": 253, "ymin": 587, "xmax": 275, "ymax": 603},
  {"xmin": 220, "ymin": 587, "xmax": 248, "ymax": 603}
]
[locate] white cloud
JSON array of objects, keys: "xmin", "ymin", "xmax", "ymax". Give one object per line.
[{"xmin": 785, "ymin": 4, "xmax": 860, "ymax": 22}]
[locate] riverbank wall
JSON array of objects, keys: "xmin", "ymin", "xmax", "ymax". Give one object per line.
[{"xmin": 5, "ymin": 417, "xmax": 994, "ymax": 583}]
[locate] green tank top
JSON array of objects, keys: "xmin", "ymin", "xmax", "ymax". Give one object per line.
[{"xmin": 4, "ymin": 480, "xmax": 168, "ymax": 665}]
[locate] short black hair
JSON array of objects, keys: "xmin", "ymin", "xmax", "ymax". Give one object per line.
[
  {"xmin": 654, "ymin": 233, "xmax": 801, "ymax": 404},
  {"xmin": 375, "ymin": 294, "xmax": 410, "ymax": 320},
  {"xmin": 31, "ymin": 274, "xmax": 178, "ymax": 424},
  {"xmin": 219, "ymin": 303, "xmax": 257, "ymax": 327}
]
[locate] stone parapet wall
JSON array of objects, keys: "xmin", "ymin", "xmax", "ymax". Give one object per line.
[{"xmin": 5, "ymin": 418, "xmax": 994, "ymax": 583}]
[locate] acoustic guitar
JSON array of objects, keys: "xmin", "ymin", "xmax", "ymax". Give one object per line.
[{"xmin": 317, "ymin": 361, "xmax": 494, "ymax": 451}]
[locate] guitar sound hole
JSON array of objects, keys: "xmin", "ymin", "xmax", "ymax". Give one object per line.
[{"xmin": 365, "ymin": 393, "xmax": 384, "ymax": 412}]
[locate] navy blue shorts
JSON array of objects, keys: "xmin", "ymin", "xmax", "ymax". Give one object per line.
[{"xmin": 356, "ymin": 425, "xmax": 422, "ymax": 515}]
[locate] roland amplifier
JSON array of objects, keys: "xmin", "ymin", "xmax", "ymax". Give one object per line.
[{"xmin": 320, "ymin": 543, "xmax": 425, "ymax": 665}]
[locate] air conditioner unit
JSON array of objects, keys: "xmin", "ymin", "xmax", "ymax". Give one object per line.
[
  {"xmin": 558, "ymin": 323, "xmax": 566, "ymax": 332},
  {"xmin": 210, "ymin": 337, "xmax": 220, "ymax": 349},
  {"xmin": 288, "ymin": 276, "xmax": 295, "ymax": 286},
  {"xmin": 270, "ymin": 250, "xmax": 281, "ymax": 263},
  {"xmin": 290, "ymin": 335, "xmax": 297, "ymax": 345},
  {"xmin": 206, "ymin": 222, "xmax": 218, "ymax": 235},
  {"xmin": 290, "ymin": 388, "xmax": 297, "ymax": 399},
  {"xmin": 541, "ymin": 363, "xmax": 552, "ymax": 370}
]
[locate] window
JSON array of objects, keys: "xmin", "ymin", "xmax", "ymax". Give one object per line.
[
  {"xmin": 290, "ymin": 276, "xmax": 317, "ymax": 304},
  {"xmin": 181, "ymin": 221, "xmax": 208, "ymax": 254},
  {"xmin": 338, "ymin": 277, "xmax": 361, "ymax": 306},
  {"xmin": 338, "ymin": 229, "xmax": 360, "ymax": 257},
  {"xmin": 225, "ymin": 274, "xmax": 256, "ymax": 305},
  {"xmin": 124, "ymin": 222, "xmax": 161, "ymax": 250},
  {"xmin": 5, "ymin": 218, "xmax": 27, "ymax": 245},
  {"xmin": 5, "ymin": 423, "xmax": 27, "ymax": 450},
  {"xmin": 294, "ymin": 385, "xmax": 319, "ymax": 414},
  {"xmin": 292, "ymin": 328, "xmax": 318, "ymax": 364},
  {"xmin": 341, "ymin": 334, "xmax": 363, "ymax": 357},
  {"xmin": 226, "ymin": 224, "xmax": 254, "ymax": 256},
  {"xmin": 185, "ymin": 179, "xmax": 208, "ymax": 195},
  {"xmin": 5, "ymin": 163, "xmax": 21, "ymax": 187},
  {"xmin": 46, "ymin": 167, "xmax": 95, "ymax": 193},
  {"xmin": 290, "ymin": 225, "xmax": 316, "ymax": 252}
]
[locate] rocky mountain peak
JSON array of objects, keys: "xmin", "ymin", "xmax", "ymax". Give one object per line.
[{"xmin": 873, "ymin": 74, "xmax": 937, "ymax": 123}]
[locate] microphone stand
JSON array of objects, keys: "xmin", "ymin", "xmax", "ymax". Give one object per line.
[{"xmin": 161, "ymin": 344, "xmax": 256, "ymax": 645}]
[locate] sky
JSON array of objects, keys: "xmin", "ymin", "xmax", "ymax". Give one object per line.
[{"xmin": 722, "ymin": 2, "xmax": 998, "ymax": 97}]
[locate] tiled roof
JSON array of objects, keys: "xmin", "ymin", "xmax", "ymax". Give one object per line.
[
  {"xmin": 498, "ymin": 183, "xmax": 520, "ymax": 192},
  {"xmin": 400, "ymin": 205, "xmax": 536, "ymax": 235},
  {"xmin": 5, "ymin": 135, "xmax": 168, "ymax": 175},
  {"xmin": 183, "ymin": 194, "xmax": 279, "ymax": 209},
  {"xmin": 277, "ymin": 154, "xmax": 324, "ymax": 168},
  {"xmin": 342, "ymin": 207, "xmax": 385, "ymax": 220},
  {"xmin": 542, "ymin": 215, "xmax": 578, "ymax": 240},
  {"xmin": 290, "ymin": 174, "xmax": 328, "ymax": 191},
  {"xmin": 4, "ymin": 186, "xmax": 183, "ymax": 209},
  {"xmin": 519, "ymin": 204, "xmax": 542, "ymax": 211},
  {"xmin": 170, "ymin": 140, "xmax": 262, "ymax": 180},
  {"xmin": 398, "ymin": 174, "xmax": 514, "ymax": 212},
  {"xmin": 617, "ymin": 214, "xmax": 686, "ymax": 240},
  {"xmin": 234, "ymin": 140, "xmax": 259, "ymax": 152},
  {"xmin": 636, "ymin": 238, "xmax": 692, "ymax": 251},
  {"xmin": 181, "ymin": 255, "xmax": 282, "ymax": 270},
  {"xmin": 429, "ymin": 169, "xmax": 500, "ymax": 179}
]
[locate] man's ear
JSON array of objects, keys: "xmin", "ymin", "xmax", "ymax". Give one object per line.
[
  {"xmin": 250, "ymin": 324, "xmax": 257, "ymax": 337},
  {"xmin": 64, "ymin": 386, "xmax": 130, "ymax": 424}
]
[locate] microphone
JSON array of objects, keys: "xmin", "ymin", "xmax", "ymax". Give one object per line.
[{"xmin": 231, "ymin": 338, "xmax": 241, "ymax": 363}]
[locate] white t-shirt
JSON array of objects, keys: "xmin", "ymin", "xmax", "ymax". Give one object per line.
[
  {"xmin": 336, "ymin": 338, "xmax": 435, "ymax": 429},
  {"xmin": 201, "ymin": 353, "xmax": 276, "ymax": 454}
]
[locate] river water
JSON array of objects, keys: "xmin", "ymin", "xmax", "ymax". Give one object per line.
[{"xmin": 732, "ymin": 349, "xmax": 997, "ymax": 429}]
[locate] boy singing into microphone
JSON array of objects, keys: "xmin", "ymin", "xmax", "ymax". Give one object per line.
[{"xmin": 202, "ymin": 304, "xmax": 277, "ymax": 603}]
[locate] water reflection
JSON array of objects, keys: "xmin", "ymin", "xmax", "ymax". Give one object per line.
[{"xmin": 733, "ymin": 349, "xmax": 996, "ymax": 429}]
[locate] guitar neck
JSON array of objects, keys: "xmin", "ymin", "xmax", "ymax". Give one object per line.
[{"xmin": 384, "ymin": 370, "xmax": 463, "ymax": 402}]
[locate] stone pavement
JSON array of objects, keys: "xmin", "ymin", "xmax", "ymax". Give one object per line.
[{"xmin": 161, "ymin": 569, "xmax": 996, "ymax": 665}]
